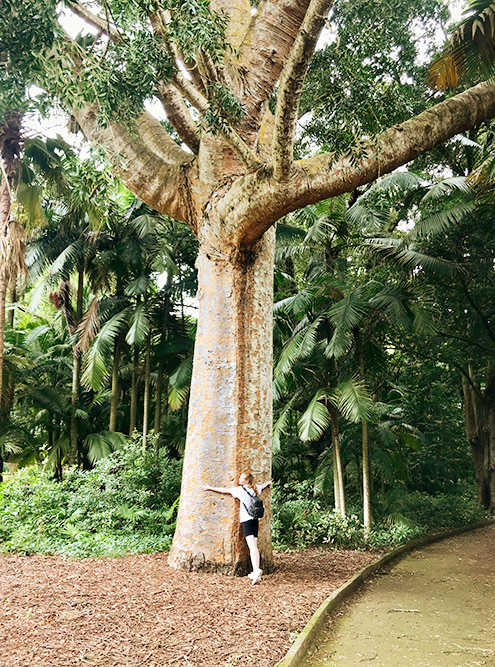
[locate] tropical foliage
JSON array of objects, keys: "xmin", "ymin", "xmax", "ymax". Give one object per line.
[{"xmin": 1, "ymin": 0, "xmax": 494, "ymax": 560}]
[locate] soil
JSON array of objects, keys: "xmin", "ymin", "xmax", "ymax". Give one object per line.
[{"xmin": 0, "ymin": 548, "xmax": 377, "ymax": 667}]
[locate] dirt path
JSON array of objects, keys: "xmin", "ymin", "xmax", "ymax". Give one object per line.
[
  {"xmin": 300, "ymin": 525, "xmax": 495, "ymax": 666},
  {"xmin": 0, "ymin": 548, "xmax": 377, "ymax": 667}
]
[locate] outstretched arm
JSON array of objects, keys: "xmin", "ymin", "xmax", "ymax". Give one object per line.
[
  {"xmin": 260, "ymin": 481, "xmax": 271, "ymax": 491},
  {"xmin": 204, "ymin": 485, "xmax": 232, "ymax": 494}
]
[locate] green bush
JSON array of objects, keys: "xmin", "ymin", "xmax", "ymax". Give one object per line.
[
  {"xmin": 0, "ymin": 455, "xmax": 488, "ymax": 558},
  {"xmin": 271, "ymin": 481, "xmax": 489, "ymax": 551},
  {"xmin": 0, "ymin": 442, "xmax": 182, "ymax": 557}
]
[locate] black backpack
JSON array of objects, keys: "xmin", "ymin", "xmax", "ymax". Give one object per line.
[{"xmin": 242, "ymin": 487, "xmax": 265, "ymax": 519}]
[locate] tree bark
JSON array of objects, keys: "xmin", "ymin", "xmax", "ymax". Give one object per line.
[
  {"xmin": 129, "ymin": 346, "xmax": 139, "ymax": 436},
  {"xmin": 154, "ymin": 292, "xmax": 170, "ymax": 438},
  {"xmin": 109, "ymin": 334, "xmax": 123, "ymax": 432},
  {"xmin": 330, "ymin": 406, "xmax": 346, "ymax": 517},
  {"xmin": 355, "ymin": 329, "xmax": 372, "ymax": 531},
  {"xmin": 168, "ymin": 226, "xmax": 275, "ymax": 574},
  {"xmin": 462, "ymin": 367, "xmax": 495, "ymax": 512},
  {"xmin": 142, "ymin": 332, "xmax": 151, "ymax": 452}
]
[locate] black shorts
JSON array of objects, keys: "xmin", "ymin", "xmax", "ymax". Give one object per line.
[{"xmin": 241, "ymin": 519, "xmax": 259, "ymax": 537}]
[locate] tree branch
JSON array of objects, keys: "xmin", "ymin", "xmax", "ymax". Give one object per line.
[
  {"xmin": 237, "ymin": 0, "xmax": 312, "ymax": 133},
  {"xmin": 272, "ymin": 0, "xmax": 334, "ymax": 181},
  {"xmin": 65, "ymin": 0, "xmax": 123, "ymax": 42},
  {"xmin": 170, "ymin": 72, "xmax": 260, "ymax": 170},
  {"xmin": 219, "ymin": 82, "xmax": 495, "ymax": 245},
  {"xmin": 156, "ymin": 83, "xmax": 200, "ymax": 154},
  {"xmin": 74, "ymin": 105, "xmax": 196, "ymax": 225},
  {"xmin": 147, "ymin": 9, "xmax": 258, "ymax": 168}
]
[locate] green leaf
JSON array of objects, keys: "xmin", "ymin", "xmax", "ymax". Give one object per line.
[
  {"xmin": 125, "ymin": 304, "xmax": 149, "ymax": 346},
  {"xmin": 298, "ymin": 389, "xmax": 331, "ymax": 442},
  {"xmin": 82, "ymin": 311, "xmax": 129, "ymax": 390},
  {"xmin": 330, "ymin": 378, "xmax": 375, "ymax": 423}
]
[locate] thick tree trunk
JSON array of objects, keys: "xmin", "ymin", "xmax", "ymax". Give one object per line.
[{"xmin": 168, "ymin": 227, "xmax": 275, "ymax": 574}]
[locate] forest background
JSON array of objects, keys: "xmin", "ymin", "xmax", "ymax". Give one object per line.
[{"xmin": 0, "ymin": 0, "xmax": 494, "ymax": 561}]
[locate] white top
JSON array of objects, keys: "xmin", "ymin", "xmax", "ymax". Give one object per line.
[{"xmin": 229, "ymin": 485, "xmax": 263, "ymax": 523}]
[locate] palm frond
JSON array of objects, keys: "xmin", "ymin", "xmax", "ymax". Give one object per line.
[
  {"xmin": 276, "ymin": 223, "xmax": 307, "ymax": 246},
  {"xmin": 410, "ymin": 302, "xmax": 437, "ymax": 336},
  {"xmin": 85, "ymin": 431, "xmax": 127, "ymax": 464},
  {"xmin": 368, "ymin": 284, "xmax": 413, "ymax": 329},
  {"xmin": 169, "ymin": 355, "xmax": 193, "ymax": 410},
  {"xmin": 76, "ymin": 296, "xmax": 100, "ymax": 354},
  {"xmin": 313, "ymin": 444, "xmax": 335, "ymax": 496},
  {"xmin": 273, "ymin": 394, "xmax": 300, "ymax": 452},
  {"xmin": 16, "ymin": 182, "xmax": 46, "ymax": 225},
  {"xmin": 129, "ymin": 213, "xmax": 159, "ymax": 238},
  {"xmin": 346, "ymin": 202, "xmax": 393, "ymax": 230},
  {"xmin": 328, "ymin": 289, "xmax": 367, "ymax": 329},
  {"xmin": 24, "ymin": 385, "xmax": 68, "ymax": 416},
  {"xmin": 329, "ymin": 377, "xmax": 375, "ymax": 423},
  {"xmin": 49, "ymin": 240, "xmax": 84, "ymax": 276},
  {"xmin": 408, "ymin": 202, "xmax": 475, "ymax": 241},
  {"xmin": 428, "ymin": 0, "xmax": 495, "ymax": 89},
  {"xmin": 420, "ymin": 176, "xmax": 471, "ymax": 202},
  {"xmin": 44, "ymin": 436, "xmax": 70, "ymax": 472},
  {"xmin": 0, "ymin": 425, "xmax": 36, "ymax": 455},
  {"xmin": 125, "ymin": 276, "xmax": 150, "ymax": 297},
  {"xmin": 298, "ymin": 389, "xmax": 331, "ymax": 442},
  {"xmin": 324, "ymin": 325, "xmax": 352, "ymax": 359},
  {"xmin": 126, "ymin": 303, "xmax": 150, "ymax": 347},
  {"xmin": 275, "ymin": 317, "xmax": 322, "ymax": 376},
  {"xmin": 82, "ymin": 310, "xmax": 129, "ymax": 390},
  {"xmin": 364, "ymin": 238, "xmax": 462, "ymax": 279}
]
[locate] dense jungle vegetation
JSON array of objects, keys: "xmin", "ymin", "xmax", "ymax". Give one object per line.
[{"xmin": 1, "ymin": 0, "xmax": 494, "ymax": 558}]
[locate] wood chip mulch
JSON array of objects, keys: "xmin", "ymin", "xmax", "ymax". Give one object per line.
[{"xmin": 0, "ymin": 548, "xmax": 378, "ymax": 667}]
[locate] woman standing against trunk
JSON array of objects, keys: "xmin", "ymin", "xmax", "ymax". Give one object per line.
[{"xmin": 205, "ymin": 472, "xmax": 271, "ymax": 584}]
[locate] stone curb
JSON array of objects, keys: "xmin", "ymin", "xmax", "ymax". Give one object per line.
[{"xmin": 275, "ymin": 519, "xmax": 495, "ymax": 667}]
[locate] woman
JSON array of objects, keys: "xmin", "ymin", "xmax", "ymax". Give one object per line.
[{"xmin": 205, "ymin": 472, "xmax": 271, "ymax": 584}]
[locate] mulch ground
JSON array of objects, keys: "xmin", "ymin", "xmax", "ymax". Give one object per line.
[{"xmin": 0, "ymin": 548, "xmax": 378, "ymax": 667}]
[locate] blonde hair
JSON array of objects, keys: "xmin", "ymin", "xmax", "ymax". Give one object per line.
[{"xmin": 241, "ymin": 471, "xmax": 256, "ymax": 490}]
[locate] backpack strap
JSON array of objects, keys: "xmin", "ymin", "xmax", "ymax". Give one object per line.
[{"xmin": 241, "ymin": 486, "xmax": 255, "ymax": 515}]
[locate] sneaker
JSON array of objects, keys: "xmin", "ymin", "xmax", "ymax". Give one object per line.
[
  {"xmin": 247, "ymin": 572, "xmax": 254, "ymax": 580},
  {"xmin": 251, "ymin": 568, "xmax": 262, "ymax": 585}
]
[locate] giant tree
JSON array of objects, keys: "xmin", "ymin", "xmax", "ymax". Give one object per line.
[{"xmin": 5, "ymin": 0, "xmax": 495, "ymax": 572}]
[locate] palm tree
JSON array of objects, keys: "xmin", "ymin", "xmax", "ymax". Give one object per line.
[
  {"xmin": 428, "ymin": 0, "xmax": 495, "ymax": 90},
  {"xmin": 27, "ymin": 157, "xmax": 115, "ymax": 464},
  {"xmin": 351, "ymin": 162, "xmax": 495, "ymax": 512},
  {"xmin": 273, "ymin": 204, "xmax": 376, "ymax": 516}
]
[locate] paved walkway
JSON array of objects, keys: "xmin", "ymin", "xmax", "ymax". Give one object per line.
[{"xmin": 299, "ymin": 525, "xmax": 495, "ymax": 666}]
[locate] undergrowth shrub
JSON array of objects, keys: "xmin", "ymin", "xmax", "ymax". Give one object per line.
[
  {"xmin": 0, "ymin": 443, "xmax": 182, "ymax": 558},
  {"xmin": 0, "ymin": 453, "xmax": 488, "ymax": 558},
  {"xmin": 271, "ymin": 481, "xmax": 489, "ymax": 551}
]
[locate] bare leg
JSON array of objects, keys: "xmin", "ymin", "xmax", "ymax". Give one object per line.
[{"xmin": 245, "ymin": 534, "xmax": 260, "ymax": 571}]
